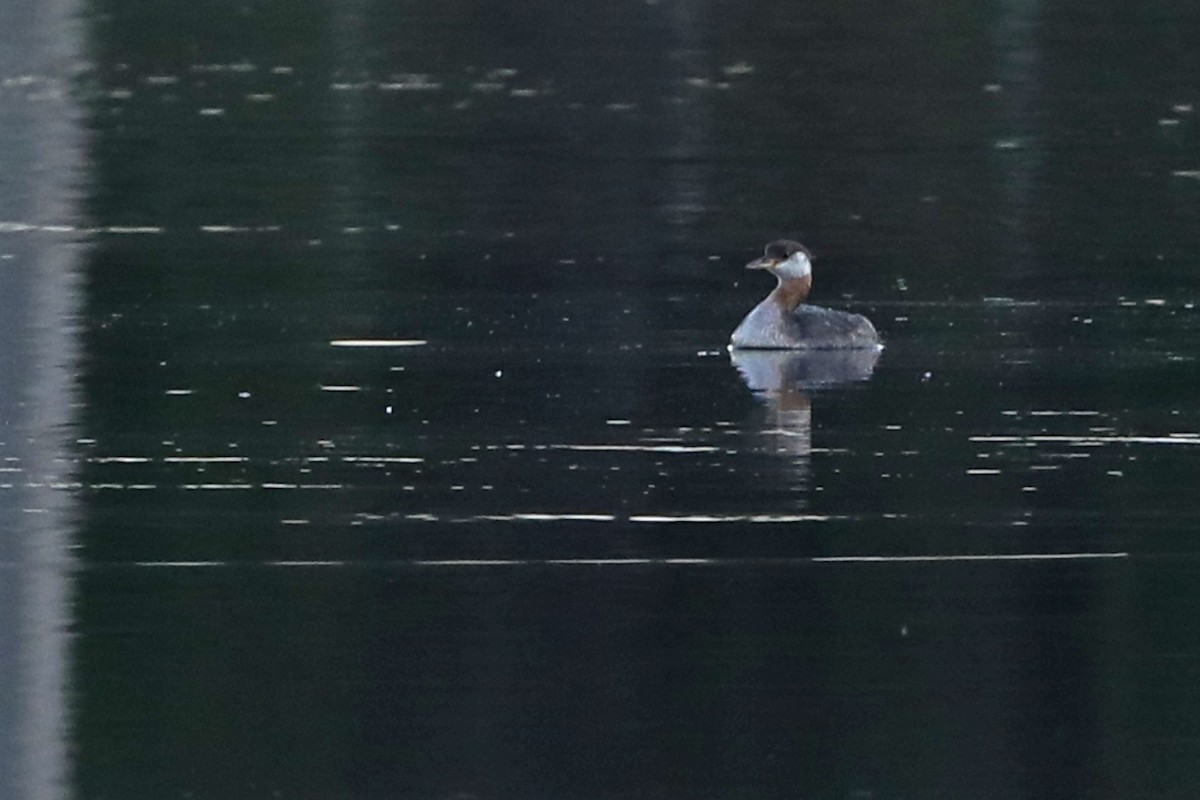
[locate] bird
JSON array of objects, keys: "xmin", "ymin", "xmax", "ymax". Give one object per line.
[{"xmin": 729, "ymin": 239, "xmax": 880, "ymax": 350}]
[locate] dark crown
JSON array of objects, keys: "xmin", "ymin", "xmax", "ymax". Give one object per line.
[{"xmin": 764, "ymin": 239, "xmax": 811, "ymax": 260}]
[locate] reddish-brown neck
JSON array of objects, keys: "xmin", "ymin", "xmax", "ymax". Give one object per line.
[{"xmin": 768, "ymin": 274, "xmax": 812, "ymax": 312}]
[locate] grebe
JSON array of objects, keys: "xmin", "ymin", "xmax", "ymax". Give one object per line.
[{"xmin": 729, "ymin": 239, "xmax": 880, "ymax": 350}]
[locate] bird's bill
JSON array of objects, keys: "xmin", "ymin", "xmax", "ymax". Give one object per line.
[{"xmin": 744, "ymin": 256, "xmax": 779, "ymax": 270}]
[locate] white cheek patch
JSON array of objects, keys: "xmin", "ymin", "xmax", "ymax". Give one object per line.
[{"xmin": 778, "ymin": 253, "xmax": 811, "ymax": 278}]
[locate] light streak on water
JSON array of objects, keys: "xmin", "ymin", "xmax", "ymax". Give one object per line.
[
  {"xmin": 181, "ymin": 484, "xmax": 255, "ymax": 490},
  {"xmin": 341, "ymin": 456, "xmax": 424, "ymax": 464},
  {"xmin": 388, "ymin": 512, "xmax": 840, "ymax": 524},
  {"xmin": 475, "ymin": 513, "xmax": 617, "ymax": 522},
  {"xmin": 555, "ymin": 444, "xmax": 719, "ymax": 453},
  {"xmin": 122, "ymin": 552, "xmax": 1130, "ymax": 570},
  {"xmin": 812, "ymin": 552, "xmax": 1128, "ymax": 563},
  {"xmin": 329, "ymin": 339, "xmax": 427, "ymax": 347},
  {"xmin": 493, "ymin": 443, "xmax": 719, "ymax": 454},
  {"xmin": 163, "ymin": 456, "xmax": 247, "ymax": 463},
  {"xmin": 972, "ymin": 434, "xmax": 1200, "ymax": 446},
  {"xmin": 629, "ymin": 514, "xmax": 834, "ymax": 523}
]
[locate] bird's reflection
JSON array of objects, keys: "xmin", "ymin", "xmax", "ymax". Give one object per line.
[{"xmin": 731, "ymin": 348, "xmax": 880, "ymax": 459}]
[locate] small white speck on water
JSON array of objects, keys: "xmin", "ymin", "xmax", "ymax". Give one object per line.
[
  {"xmin": 238, "ymin": 391, "xmax": 251, "ymax": 399},
  {"xmin": 722, "ymin": 61, "xmax": 755, "ymax": 76}
]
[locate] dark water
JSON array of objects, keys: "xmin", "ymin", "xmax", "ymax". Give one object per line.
[{"xmin": 4, "ymin": 0, "xmax": 1200, "ymax": 797}]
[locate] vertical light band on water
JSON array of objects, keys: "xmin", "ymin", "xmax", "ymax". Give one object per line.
[{"xmin": 0, "ymin": 0, "xmax": 83, "ymax": 796}]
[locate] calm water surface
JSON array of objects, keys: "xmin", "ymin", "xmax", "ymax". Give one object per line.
[{"xmin": 3, "ymin": 0, "xmax": 1200, "ymax": 798}]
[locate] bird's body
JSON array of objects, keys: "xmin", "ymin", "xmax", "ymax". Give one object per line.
[
  {"xmin": 731, "ymin": 300, "xmax": 880, "ymax": 350},
  {"xmin": 729, "ymin": 239, "xmax": 880, "ymax": 350}
]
